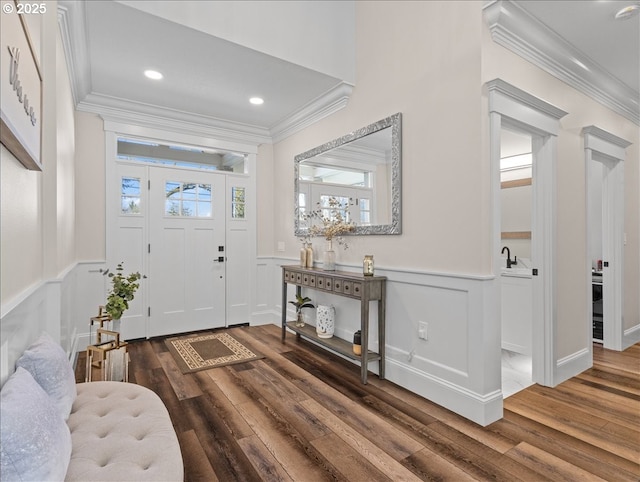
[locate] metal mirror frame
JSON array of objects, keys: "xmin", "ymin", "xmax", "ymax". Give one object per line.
[{"xmin": 294, "ymin": 112, "xmax": 402, "ymax": 236}]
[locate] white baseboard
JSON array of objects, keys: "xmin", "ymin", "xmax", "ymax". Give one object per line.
[
  {"xmin": 623, "ymin": 324, "xmax": 640, "ymax": 350},
  {"xmin": 555, "ymin": 348, "xmax": 591, "ymax": 385}
]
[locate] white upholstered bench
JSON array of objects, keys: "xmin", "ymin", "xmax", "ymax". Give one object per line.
[
  {"xmin": 65, "ymin": 381, "xmax": 183, "ymax": 481},
  {"xmin": 0, "ymin": 334, "xmax": 183, "ymax": 482}
]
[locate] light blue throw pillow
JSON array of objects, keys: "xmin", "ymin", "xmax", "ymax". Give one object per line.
[
  {"xmin": 17, "ymin": 332, "xmax": 77, "ymax": 420},
  {"xmin": 0, "ymin": 367, "xmax": 72, "ymax": 481}
]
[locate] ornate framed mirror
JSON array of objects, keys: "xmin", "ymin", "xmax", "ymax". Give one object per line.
[{"xmin": 294, "ymin": 113, "xmax": 402, "ymax": 236}]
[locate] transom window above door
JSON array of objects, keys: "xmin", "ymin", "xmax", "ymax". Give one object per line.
[{"xmin": 117, "ymin": 137, "xmax": 247, "ymax": 173}]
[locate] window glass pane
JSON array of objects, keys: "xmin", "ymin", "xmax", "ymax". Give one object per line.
[
  {"xmin": 182, "ymin": 201, "xmax": 196, "ymax": 217},
  {"xmin": 298, "ymin": 192, "xmax": 307, "ymax": 221},
  {"xmin": 232, "ymin": 187, "xmax": 245, "ymax": 202},
  {"xmin": 166, "ymin": 200, "xmax": 180, "ymax": 216},
  {"xmin": 165, "ymin": 182, "xmax": 181, "ymax": 199},
  {"xmin": 231, "ymin": 186, "xmax": 246, "ymax": 219},
  {"xmin": 182, "ymin": 189, "xmax": 197, "ymax": 201},
  {"xmin": 198, "ymin": 184, "xmax": 211, "ymax": 201},
  {"xmin": 121, "ymin": 197, "xmax": 140, "ymax": 214},
  {"xmin": 121, "ymin": 177, "xmax": 141, "ymax": 214},
  {"xmin": 198, "ymin": 201, "xmax": 212, "ymax": 217},
  {"xmin": 165, "ymin": 181, "xmax": 212, "ymax": 217},
  {"xmin": 319, "ymin": 195, "xmax": 350, "ymax": 221},
  {"xmin": 117, "ymin": 137, "xmax": 246, "ymax": 172}
]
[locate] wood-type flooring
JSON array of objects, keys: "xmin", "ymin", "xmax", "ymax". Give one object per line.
[{"xmin": 75, "ymin": 325, "xmax": 640, "ymax": 481}]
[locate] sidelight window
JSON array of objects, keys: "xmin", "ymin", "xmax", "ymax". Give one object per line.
[
  {"xmin": 231, "ymin": 187, "xmax": 246, "ymax": 219},
  {"xmin": 121, "ymin": 177, "xmax": 141, "ymax": 214}
]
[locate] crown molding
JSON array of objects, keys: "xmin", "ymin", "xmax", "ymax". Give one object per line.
[
  {"xmin": 270, "ymin": 82, "xmax": 353, "ymax": 143},
  {"xmin": 57, "ymin": 1, "xmax": 91, "ymax": 106},
  {"xmin": 78, "ymin": 93, "xmax": 272, "ymax": 146},
  {"xmin": 57, "ymin": 2, "xmax": 351, "ymax": 146},
  {"xmin": 483, "ymin": 1, "xmax": 639, "ymax": 126}
]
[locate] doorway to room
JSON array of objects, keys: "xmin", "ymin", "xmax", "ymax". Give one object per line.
[
  {"xmin": 584, "ymin": 126, "xmax": 628, "ymax": 351},
  {"xmin": 499, "ymin": 127, "xmax": 534, "ymax": 397},
  {"xmin": 488, "ymin": 79, "xmax": 569, "ymax": 394}
]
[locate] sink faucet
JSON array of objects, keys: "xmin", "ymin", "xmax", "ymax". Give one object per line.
[{"xmin": 501, "ymin": 246, "xmax": 517, "ymax": 268}]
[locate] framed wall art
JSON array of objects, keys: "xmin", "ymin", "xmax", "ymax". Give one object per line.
[{"xmin": 1, "ymin": 1, "xmax": 43, "ymax": 171}]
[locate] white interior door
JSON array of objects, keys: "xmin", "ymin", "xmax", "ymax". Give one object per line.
[{"xmin": 149, "ymin": 167, "xmax": 226, "ymax": 337}]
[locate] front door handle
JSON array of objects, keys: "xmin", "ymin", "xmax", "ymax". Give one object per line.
[{"xmin": 213, "ymin": 256, "xmax": 225, "ymax": 263}]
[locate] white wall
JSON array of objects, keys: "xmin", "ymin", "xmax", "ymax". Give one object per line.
[
  {"xmin": 268, "ymin": 2, "xmax": 503, "ymax": 424},
  {"xmin": 270, "ymin": 1, "xmax": 487, "ymax": 273},
  {"xmin": 74, "ymin": 111, "xmax": 106, "ymax": 261},
  {"xmin": 1, "ymin": 0, "xmax": 79, "ymax": 381}
]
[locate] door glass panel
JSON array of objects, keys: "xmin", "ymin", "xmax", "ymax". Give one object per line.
[
  {"xmin": 164, "ymin": 181, "xmax": 212, "ymax": 217},
  {"xmin": 121, "ymin": 177, "xmax": 141, "ymax": 214},
  {"xmin": 231, "ymin": 186, "xmax": 246, "ymax": 219}
]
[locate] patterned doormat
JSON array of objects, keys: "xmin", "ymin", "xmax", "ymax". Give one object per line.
[{"xmin": 165, "ymin": 332, "xmax": 264, "ymax": 374}]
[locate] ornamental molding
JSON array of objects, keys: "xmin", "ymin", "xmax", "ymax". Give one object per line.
[
  {"xmin": 483, "ymin": 1, "xmax": 639, "ymax": 126},
  {"xmin": 57, "ymin": 2, "xmax": 351, "ymax": 145}
]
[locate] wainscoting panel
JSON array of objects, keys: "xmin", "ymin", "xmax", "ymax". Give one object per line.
[{"xmin": 260, "ymin": 258, "xmax": 502, "ymax": 425}]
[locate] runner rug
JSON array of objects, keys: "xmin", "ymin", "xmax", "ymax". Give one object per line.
[{"xmin": 165, "ymin": 331, "xmax": 264, "ymax": 374}]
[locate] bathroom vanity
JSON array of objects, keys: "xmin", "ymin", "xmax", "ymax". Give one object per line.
[{"xmin": 501, "ymin": 268, "xmax": 533, "ymax": 355}]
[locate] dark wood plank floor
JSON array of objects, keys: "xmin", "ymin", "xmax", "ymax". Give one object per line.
[{"xmin": 75, "ymin": 326, "xmax": 640, "ymax": 481}]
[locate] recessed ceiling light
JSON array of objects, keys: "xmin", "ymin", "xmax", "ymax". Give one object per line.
[
  {"xmin": 144, "ymin": 70, "xmax": 163, "ymax": 80},
  {"xmin": 615, "ymin": 4, "xmax": 639, "ymax": 20},
  {"xmin": 249, "ymin": 97, "xmax": 264, "ymax": 105}
]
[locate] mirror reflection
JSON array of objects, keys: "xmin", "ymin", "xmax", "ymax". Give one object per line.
[{"xmin": 295, "ymin": 113, "xmax": 402, "ymax": 236}]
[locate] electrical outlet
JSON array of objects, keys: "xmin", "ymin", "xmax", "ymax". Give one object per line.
[
  {"xmin": 277, "ymin": 241, "xmax": 285, "ymax": 252},
  {"xmin": 418, "ymin": 321, "xmax": 428, "ymax": 340}
]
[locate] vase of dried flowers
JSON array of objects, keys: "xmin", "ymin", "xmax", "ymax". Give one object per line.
[
  {"xmin": 304, "ymin": 197, "xmax": 355, "ymax": 271},
  {"xmin": 323, "ymin": 240, "xmax": 336, "ymax": 270}
]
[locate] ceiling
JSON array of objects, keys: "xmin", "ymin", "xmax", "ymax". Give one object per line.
[{"xmin": 59, "ymin": 1, "xmax": 639, "ymax": 143}]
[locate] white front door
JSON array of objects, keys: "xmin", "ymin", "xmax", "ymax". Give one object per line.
[{"xmin": 148, "ymin": 167, "xmax": 227, "ymax": 337}]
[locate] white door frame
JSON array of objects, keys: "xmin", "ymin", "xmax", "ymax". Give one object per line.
[
  {"xmin": 488, "ymin": 79, "xmax": 568, "ymax": 387},
  {"xmin": 583, "ymin": 126, "xmax": 630, "ymax": 351},
  {"xmin": 104, "ymin": 122, "xmax": 258, "ymax": 338}
]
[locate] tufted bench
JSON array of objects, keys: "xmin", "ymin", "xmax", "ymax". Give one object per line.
[
  {"xmin": 1, "ymin": 333, "xmax": 183, "ymax": 482},
  {"xmin": 65, "ymin": 382, "xmax": 183, "ymax": 481}
]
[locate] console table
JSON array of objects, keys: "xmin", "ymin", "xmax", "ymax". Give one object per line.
[{"xmin": 281, "ymin": 265, "xmax": 386, "ymax": 384}]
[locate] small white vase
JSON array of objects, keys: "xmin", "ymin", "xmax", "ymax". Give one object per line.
[{"xmin": 316, "ymin": 305, "xmax": 335, "ymax": 338}]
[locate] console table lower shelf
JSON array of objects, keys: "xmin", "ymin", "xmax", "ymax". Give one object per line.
[{"xmin": 285, "ymin": 322, "xmax": 381, "ymax": 371}]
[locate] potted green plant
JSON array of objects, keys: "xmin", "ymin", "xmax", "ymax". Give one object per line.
[
  {"xmin": 289, "ymin": 293, "xmax": 315, "ymax": 328},
  {"xmin": 104, "ymin": 262, "xmax": 145, "ymax": 323}
]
